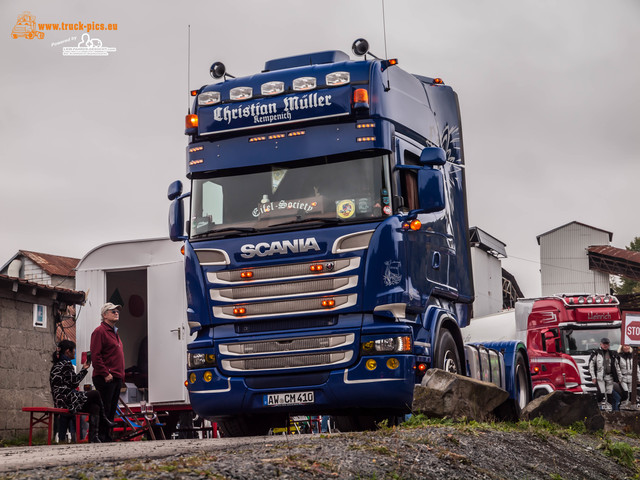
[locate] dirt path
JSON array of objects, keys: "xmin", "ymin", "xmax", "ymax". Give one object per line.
[{"xmin": 1, "ymin": 425, "xmax": 638, "ymax": 479}]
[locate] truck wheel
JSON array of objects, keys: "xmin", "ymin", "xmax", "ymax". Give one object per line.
[
  {"xmin": 513, "ymin": 350, "xmax": 531, "ymax": 412},
  {"xmin": 435, "ymin": 329, "xmax": 461, "ymax": 374}
]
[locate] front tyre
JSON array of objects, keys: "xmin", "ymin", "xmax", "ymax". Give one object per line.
[
  {"xmin": 513, "ymin": 350, "xmax": 532, "ymax": 413},
  {"xmin": 435, "ymin": 329, "xmax": 461, "ymax": 374}
]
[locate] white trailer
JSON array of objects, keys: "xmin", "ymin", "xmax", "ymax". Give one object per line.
[{"xmin": 75, "ymin": 238, "xmax": 191, "ymax": 413}]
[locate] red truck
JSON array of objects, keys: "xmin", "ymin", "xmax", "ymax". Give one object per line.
[{"xmin": 462, "ymin": 294, "xmax": 622, "ymax": 398}]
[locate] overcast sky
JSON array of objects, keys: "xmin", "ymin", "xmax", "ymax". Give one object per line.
[{"xmin": 1, "ymin": 0, "xmax": 638, "ymax": 298}]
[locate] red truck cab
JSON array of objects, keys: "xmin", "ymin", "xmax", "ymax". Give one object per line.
[{"xmin": 518, "ymin": 294, "xmax": 621, "ymax": 398}]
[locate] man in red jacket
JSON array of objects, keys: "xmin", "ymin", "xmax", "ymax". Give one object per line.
[{"xmin": 90, "ymin": 302, "xmax": 125, "ymax": 442}]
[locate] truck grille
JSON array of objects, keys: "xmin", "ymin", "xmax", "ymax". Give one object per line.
[{"xmin": 221, "ymin": 351, "xmax": 353, "ymax": 372}]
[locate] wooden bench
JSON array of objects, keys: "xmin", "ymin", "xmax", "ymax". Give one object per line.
[{"xmin": 21, "ymin": 407, "xmax": 88, "ymax": 445}]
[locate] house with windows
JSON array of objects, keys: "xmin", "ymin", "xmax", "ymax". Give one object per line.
[{"xmin": 1, "ymin": 250, "xmax": 80, "ymax": 342}]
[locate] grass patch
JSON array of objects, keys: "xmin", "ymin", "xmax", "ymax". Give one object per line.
[{"xmin": 598, "ymin": 435, "xmax": 637, "ymax": 470}]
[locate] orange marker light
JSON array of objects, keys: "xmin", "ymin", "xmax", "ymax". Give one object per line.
[
  {"xmin": 417, "ymin": 363, "xmax": 427, "ymax": 372},
  {"xmin": 190, "ymin": 90, "xmax": 198, "ymax": 97},
  {"xmin": 353, "ymin": 88, "xmax": 369, "ymax": 104},
  {"xmin": 410, "ymin": 219, "xmax": 422, "ymax": 231},
  {"xmin": 310, "ymin": 264, "xmax": 324, "ymax": 272},
  {"xmin": 180, "ymin": 245, "xmax": 185, "ymax": 255},
  {"xmin": 433, "ymin": 78, "xmax": 444, "ymax": 85},
  {"xmin": 240, "ymin": 271, "xmax": 254, "ymax": 279},
  {"xmin": 321, "ymin": 299, "xmax": 335, "ymax": 308},
  {"xmin": 233, "ymin": 307, "xmax": 246, "ymax": 315},
  {"xmin": 186, "ymin": 114, "xmax": 198, "ymax": 128}
]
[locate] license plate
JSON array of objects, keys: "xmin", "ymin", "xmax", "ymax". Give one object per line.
[{"xmin": 264, "ymin": 391, "xmax": 315, "ymax": 407}]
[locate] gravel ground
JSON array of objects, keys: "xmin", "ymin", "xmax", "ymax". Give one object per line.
[{"xmin": 2, "ymin": 422, "xmax": 639, "ymax": 479}]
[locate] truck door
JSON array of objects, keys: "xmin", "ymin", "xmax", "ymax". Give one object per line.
[{"xmin": 147, "ymin": 262, "xmax": 189, "ymax": 404}]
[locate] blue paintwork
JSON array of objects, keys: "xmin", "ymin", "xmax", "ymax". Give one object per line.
[{"xmin": 172, "ymin": 48, "xmax": 500, "ymax": 420}]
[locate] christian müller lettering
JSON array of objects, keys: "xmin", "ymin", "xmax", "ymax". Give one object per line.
[
  {"xmin": 240, "ymin": 238, "xmax": 321, "ymax": 258},
  {"xmin": 212, "ymin": 93, "xmax": 332, "ymax": 126}
]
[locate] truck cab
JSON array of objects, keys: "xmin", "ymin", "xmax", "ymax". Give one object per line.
[{"xmin": 519, "ymin": 294, "xmax": 622, "ymax": 397}]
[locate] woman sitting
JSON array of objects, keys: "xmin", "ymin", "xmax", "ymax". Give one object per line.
[{"xmin": 50, "ymin": 340, "xmax": 114, "ymax": 443}]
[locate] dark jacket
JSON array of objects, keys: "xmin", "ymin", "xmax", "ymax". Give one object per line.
[
  {"xmin": 90, "ymin": 321, "xmax": 125, "ymax": 380},
  {"xmin": 50, "ymin": 357, "xmax": 88, "ymax": 413}
]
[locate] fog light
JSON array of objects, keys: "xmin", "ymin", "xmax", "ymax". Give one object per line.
[
  {"xmin": 189, "ymin": 373, "xmax": 196, "ymax": 384},
  {"xmin": 387, "ymin": 358, "xmax": 400, "ymax": 370},
  {"xmin": 203, "ymin": 371, "xmax": 213, "ymax": 382},
  {"xmin": 365, "ymin": 359, "xmax": 377, "ymax": 371}
]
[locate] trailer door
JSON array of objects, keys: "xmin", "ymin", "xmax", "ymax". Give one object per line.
[{"xmin": 147, "ymin": 261, "xmax": 188, "ymax": 403}]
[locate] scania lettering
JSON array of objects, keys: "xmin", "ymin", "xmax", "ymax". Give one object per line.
[
  {"xmin": 240, "ymin": 238, "xmax": 320, "ymax": 258},
  {"xmin": 169, "ymin": 39, "xmax": 531, "ymax": 436},
  {"xmin": 463, "ymin": 294, "xmax": 622, "ymax": 398}
]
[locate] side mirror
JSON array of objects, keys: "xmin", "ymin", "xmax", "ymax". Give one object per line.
[
  {"xmin": 169, "ymin": 198, "xmax": 187, "ymax": 241},
  {"xmin": 419, "ymin": 147, "xmax": 446, "ymax": 166},
  {"xmin": 417, "ymin": 168, "xmax": 445, "ymax": 213},
  {"xmin": 168, "ymin": 180, "xmax": 183, "ymax": 201}
]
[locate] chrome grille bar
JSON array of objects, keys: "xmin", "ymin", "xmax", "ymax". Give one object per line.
[
  {"xmin": 211, "ymin": 276, "xmax": 356, "ymax": 301},
  {"xmin": 209, "ymin": 257, "xmax": 360, "ymax": 284},
  {"xmin": 221, "ymin": 350, "xmax": 353, "ymax": 372},
  {"xmin": 213, "ymin": 294, "xmax": 357, "ymax": 319},
  {"xmin": 220, "ymin": 333, "xmax": 355, "ymax": 356}
]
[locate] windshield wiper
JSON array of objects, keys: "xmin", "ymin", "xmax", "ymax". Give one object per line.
[
  {"xmin": 192, "ymin": 226, "xmax": 258, "ymax": 239},
  {"xmin": 268, "ymin": 218, "xmax": 343, "ymax": 228}
]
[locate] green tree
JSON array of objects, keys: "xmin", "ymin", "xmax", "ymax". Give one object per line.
[{"xmin": 613, "ymin": 237, "xmax": 640, "ymax": 294}]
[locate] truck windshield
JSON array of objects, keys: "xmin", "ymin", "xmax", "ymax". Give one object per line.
[
  {"xmin": 189, "ymin": 153, "xmax": 391, "ymax": 238},
  {"xmin": 562, "ymin": 328, "xmax": 622, "ymax": 355}
]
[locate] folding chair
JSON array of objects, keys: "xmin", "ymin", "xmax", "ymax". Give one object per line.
[{"xmin": 115, "ymin": 400, "xmax": 165, "ymax": 441}]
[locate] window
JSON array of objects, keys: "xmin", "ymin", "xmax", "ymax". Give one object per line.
[
  {"xmin": 399, "ymin": 150, "xmax": 420, "ymax": 211},
  {"xmin": 33, "ymin": 304, "xmax": 47, "ymax": 328}
]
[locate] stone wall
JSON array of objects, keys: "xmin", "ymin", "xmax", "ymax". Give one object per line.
[{"xmin": 0, "ymin": 297, "xmax": 58, "ymax": 441}]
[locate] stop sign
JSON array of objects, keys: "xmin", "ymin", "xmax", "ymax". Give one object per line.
[{"xmin": 623, "ymin": 313, "xmax": 640, "ymax": 346}]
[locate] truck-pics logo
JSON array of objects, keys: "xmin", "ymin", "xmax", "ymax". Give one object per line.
[
  {"xmin": 11, "ymin": 12, "xmax": 44, "ymax": 39},
  {"xmin": 240, "ymin": 238, "xmax": 320, "ymax": 258},
  {"xmin": 62, "ymin": 33, "xmax": 116, "ymax": 56}
]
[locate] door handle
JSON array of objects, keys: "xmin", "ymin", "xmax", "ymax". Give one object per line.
[{"xmin": 170, "ymin": 328, "xmax": 181, "ymax": 340}]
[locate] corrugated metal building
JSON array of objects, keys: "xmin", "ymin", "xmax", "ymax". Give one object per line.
[{"xmin": 537, "ymin": 221, "xmax": 612, "ymax": 296}]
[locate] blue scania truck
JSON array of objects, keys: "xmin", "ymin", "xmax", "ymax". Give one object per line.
[{"xmin": 168, "ymin": 40, "xmax": 530, "ymax": 436}]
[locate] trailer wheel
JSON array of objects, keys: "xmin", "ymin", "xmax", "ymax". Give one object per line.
[
  {"xmin": 513, "ymin": 350, "xmax": 532, "ymax": 413},
  {"xmin": 435, "ymin": 329, "xmax": 461, "ymax": 374}
]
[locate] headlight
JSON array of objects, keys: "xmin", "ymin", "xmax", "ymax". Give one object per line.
[
  {"xmin": 361, "ymin": 336, "xmax": 412, "ymax": 355},
  {"xmin": 188, "ymin": 352, "xmax": 216, "ymax": 369},
  {"xmin": 198, "ymin": 91, "xmax": 221, "ymax": 106},
  {"xmin": 230, "ymin": 86, "xmax": 253, "ymax": 101},
  {"xmin": 326, "ymin": 71, "xmax": 350, "ymax": 86}
]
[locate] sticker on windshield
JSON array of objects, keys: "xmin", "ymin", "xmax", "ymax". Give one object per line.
[
  {"xmin": 252, "ymin": 198, "xmax": 318, "ymax": 218},
  {"xmin": 336, "ymin": 199, "xmax": 355, "ymax": 219}
]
